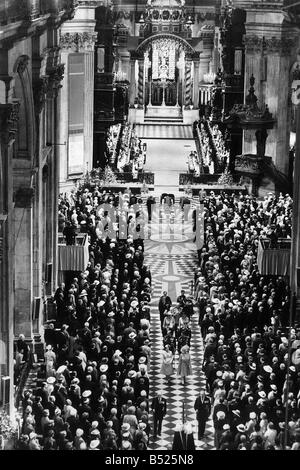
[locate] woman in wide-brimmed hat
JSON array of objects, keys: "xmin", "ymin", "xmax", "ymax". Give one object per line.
[
  {"xmin": 160, "ymin": 344, "xmax": 175, "ymax": 383},
  {"xmin": 177, "ymin": 345, "xmax": 192, "ymax": 385}
]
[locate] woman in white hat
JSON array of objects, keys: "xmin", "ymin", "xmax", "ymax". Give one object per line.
[
  {"xmin": 160, "ymin": 344, "xmax": 175, "ymax": 383},
  {"xmin": 177, "ymin": 345, "xmax": 192, "ymax": 385}
]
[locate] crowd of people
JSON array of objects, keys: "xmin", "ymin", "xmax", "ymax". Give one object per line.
[
  {"xmin": 194, "ymin": 120, "xmax": 229, "ymax": 175},
  {"xmin": 187, "ymin": 151, "xmax": 201, "ymax": 177},
  {"xmin": 17, "ymin": 186, "xmax": 154, "ymax": 450},
  {"xmin": 158, "ymin": 290, "xmax": 194, "ymax": 385},
  {"xmin": 196, "ymin": 121, "xmax": 214, "ymax": 174},
  {"xmin": 17, "ymin": 184, "xmax": 300, "ymax": 451},
  {"xmin": 194, "ymin": 191, "xmax": 300, "ymax": 449},
  {"xmin": 208, "ymin": 123, "xmax": 229, "ymax": 172},
  {"xmin": 116, "ymin": 125, "xmax": 146, "ymax": 177}
]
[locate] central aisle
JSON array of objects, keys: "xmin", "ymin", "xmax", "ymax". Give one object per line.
[
  {"xmin": 142, "ymin": 138, "xmax": 196, "ymax": 189},
  {"xmin": 144, "ymin": 203, "xmax": 215, "ymax": 450}
]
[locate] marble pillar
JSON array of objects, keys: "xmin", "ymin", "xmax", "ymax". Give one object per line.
[
  {"xmin": 137, "ymin": 59, "xmax": 144, "ymax": 107},
  {"xmin": 129, "ymin": 59, "xmax": 136, "ymax": 107},
  {"xmin": 199, "ymin": 55, "xmax": 210, "ymax": 83},
  {"xmin": 290, "ymin": 103, "xmax": 300, "ymax": 298},
  {"xmin": 193, "ymin": 60, "xmax": 200, "ymax": 109},
  {"xmin": 84, "ymin": 51, "xmax": 94, "ymax": 174},
  {"xmin": 264, "ymin": 47, "xmax": 291, "ymax": 175},
  {"xmin": 14, "ymin": 191, "xmax": 34, "ymax": 339},
  {"xmin": 243, "ymin": 35, "xmax": 294, "ymax": 175},
  {"xmin": 58, "ymin": 50, "xmax": 69, "ymax": 184},
  {"xmin": 184, "ymin": 58, "xmax": 192, "ymax": 108},
  {"xmin": 243, "ymin": 38, "xmax": 263, "ymax": 156}
]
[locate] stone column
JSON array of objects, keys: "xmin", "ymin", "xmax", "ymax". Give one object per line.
[
  {"xmin": 59, "ymin": 32, "xmax": 97, "ymax": 180},
  {"xmin": 129, "ymin": 58, "xmax": 136, "ymax": 107},
  {"xmin": 137, "ymin": 58, "xmax": 144, "ymax": 108},
  {"xmin": 263, "ymin": 37, "xmax": 294, "ymax": 175},
  {"xmin": 193, "ymin": 60, "xmax": 200, "ymax": 109},
  {"xmin": 290, "ymin": 74, "xmax": 300, "ymax": 306},
  {"xmin": 14, "ymin": 187, "xmax": 34, "ymax": 339},
  {"xmin": 199, "ymin": 55, "xmax": 210, "ymax": 83},
  {"xmin": 184, "ymin": 57, "xmax": 192, "ymax": 108},
  {"xmin": 0, "ymin": 101, "xmax": 19, "ymax": 414},
  {"xmin": 58, "ymin": 50, "xmax": 69, "ymax": 185},
  {"xmin": 84, "ymin": 50, "xmax": 95, "ymax": 173},
  {"xmin": 243, "ymin": 36, "xmax": 264, "ymax": 156}
]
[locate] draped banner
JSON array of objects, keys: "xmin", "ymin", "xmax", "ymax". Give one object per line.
[
  {"xmin": 58, "ymin": 235, "xmax": 89, "ymax": 272},
  {"xmin": 257, "ymin": 239, "xmax": 290, "ymax": 276}
]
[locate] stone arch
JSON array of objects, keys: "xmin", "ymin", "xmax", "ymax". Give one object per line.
[
  {"xmin": 13, "ymin": 55, "xmax": 36, "ymax": 161},
  {"xmin": 136, "ymin": 33, "xmax": 195, "ymax": 55}
]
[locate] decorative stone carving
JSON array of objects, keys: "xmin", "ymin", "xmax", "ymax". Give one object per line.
[
  {"xmin": 197, "ymin": 12, "xmax": 216, "ymax": 23},
  {"xmin": 14, "ymin": 187, "xmax": 35, "ymax": 208},
  {"xmin": 15, "ymin": 55, "xmax": 29, "ymax": 74},
  {"xmin": 0, "ymin": 100, "xmax": 20, "ymax": 143},
  {"xmin": 264, "ymin": 37, "xmax": 294, "ymax": 55},
  {"xmin": 244, "ymin": 35, "xmax": 294, "ymax": 55},
  {"xmin": 235, "ymin": 154, "xmax": 264, "ymax": 175},
  {"xmin": 47, "ymin": 64, "xmax": 65, "ymax": 99},
  {"xmin": 117, "ymin": 10, "xmax": 132, "ymax": 20},
  {"xmin": 244, "ymin": 35, "xmax": 264, "ymax": 53},
  {"xmin": 33, "ymin": 77, "xmax": 49, "ymax": 115},
  {"xmin": 60, "ymin": 32, "xmax": 98, "ymax": 52}
]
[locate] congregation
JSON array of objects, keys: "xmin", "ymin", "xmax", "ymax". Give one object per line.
[
  {"xmin": 17, "ymin": 185, "xmax": 153, "ymax": 450},
  {"xmin": 16, "ymin": 187, "xmax": 300, "ymax": 451},
  {"xmin": 193, "ymin": 191, "xmax": 300, "ymax": 449}
]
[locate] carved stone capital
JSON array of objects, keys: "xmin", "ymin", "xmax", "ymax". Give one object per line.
[
  {"xmin": 47, "ymin": 64, "xmax": 65, "ymax": 99},
  {"xmin": 264, "ymin": 37, "xmax": 294, "ymax": 55},
  {"xmin": 14, "ymin": 187, "xmax": 35, "ymax": 208},
  {"xmin": 33, "ymin": 77, "xmax": 49, "ymax": 115},
  {"xmin": 60, "ymin": 32, "xmax": 98, "ymax": 52},
  {"xmin": 15, "ymin": 55, "xmax": 29, "ymax": 74},
  {"xmin": 244, "ymin": 35, "xmax": 263, "ymax": 53},
  {"xmin": 0, "ymin": 100, "xmax": 20, "ymax": 143},
  {"xmin": 244, "ymin": 35, "xmax": 294, "ymax": 55}
]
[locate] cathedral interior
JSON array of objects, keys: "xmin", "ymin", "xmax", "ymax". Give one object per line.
[{"xmin": 1, "ymin": 0, "xmax": 300, "ymax": 452}]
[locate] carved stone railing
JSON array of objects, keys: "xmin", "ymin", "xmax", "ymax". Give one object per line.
[{"xmin": 234, "ymin": 154, "xmax": 264, "ymax": 175}]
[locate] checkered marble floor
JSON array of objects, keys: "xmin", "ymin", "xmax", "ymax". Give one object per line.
[{"xmin": 145, "ymin": 204, "xmax": 215, "ymax": 450}]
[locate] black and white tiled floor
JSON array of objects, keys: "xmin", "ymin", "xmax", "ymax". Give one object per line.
[{"xmin": 145, "ymin": 203, "xmax": 215, "ymax": 450}]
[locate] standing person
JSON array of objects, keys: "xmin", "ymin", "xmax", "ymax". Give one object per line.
[
  {"xmin": 158, "ymin": 291, "xmax": 172, "ymax": 326},
  {"xmin": 160, "ymin": 344, "xmax": 175, "ymax": 383},
  {"xmin": 146, "ymin": 195, "xmax": 156, "ymax": 222},
  {"xmin": 177, "ymin": 345, "xmax": 193, "ymax": 385},
  {"xmin": 194, "ymin": 389, "xmax": 212, "ymax": 440},
  {"xmin": 151, "ymin": 392, "xmax": 167, "ymax": 439}
]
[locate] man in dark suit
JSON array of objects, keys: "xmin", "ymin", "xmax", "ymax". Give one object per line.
[
  {"xmin": 158, "ymin": 291, "xmax": 172, "ymax": 326},
  {"xmin": 194, "ymin": 389, "xmax": 211, "ymax": 439},
  {"xmin": 151, "ymin": 392, "xmax": 167, "ymax": 438}
]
